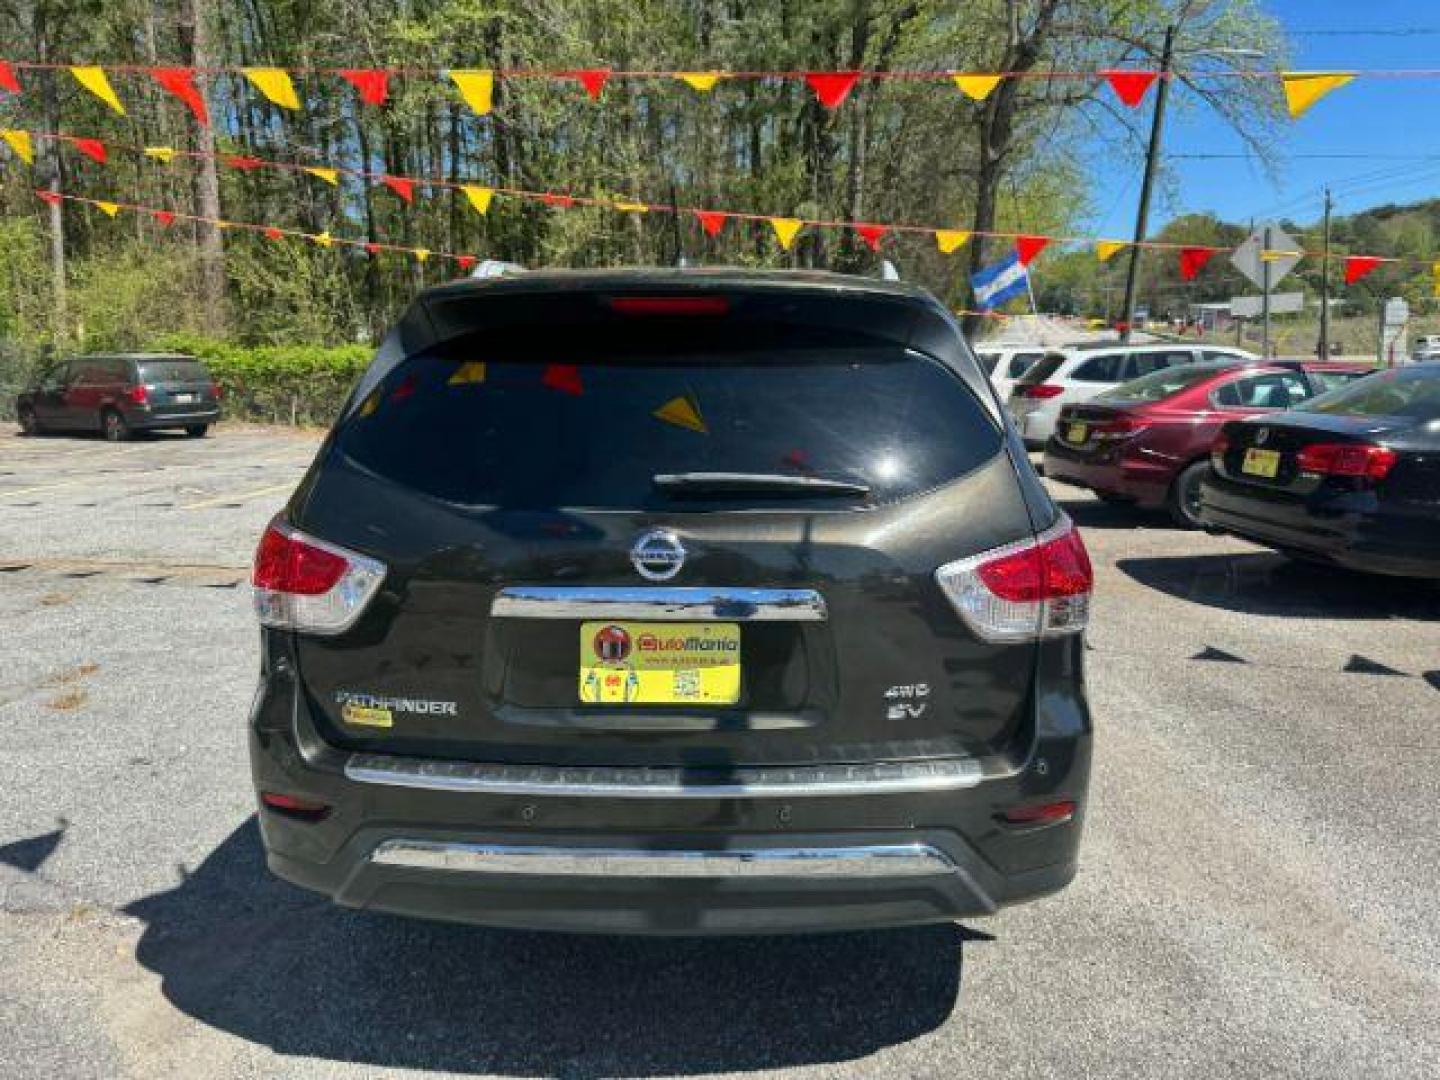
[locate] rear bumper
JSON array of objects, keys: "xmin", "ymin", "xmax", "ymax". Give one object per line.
[
  {"xmin": 1043, "ymin": 440, "xmax": 1172, "ymax": 507},
  {"xmin": 1199, "ymin": 473, "xmax": 1440, "ymax": 579},
  {"xmin": 127, "ymin": 404, "xmax": 221, "ymax": 429},
  {"xmin": 1008, "ymin": 403, "xmax": 1059, "ymax": 449},
  {"xmin": 251, "ymin": 656, "xmax": 1091, "ymax": 934}
]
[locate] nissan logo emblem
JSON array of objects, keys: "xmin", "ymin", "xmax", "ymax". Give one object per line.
[
  {"xmin": 631, "ymin": 530, "xmax": 687, "ymax": 581},
  {"xmin": 1255, "ymin": 427, "xmax": 1270, "ymax": 446}
]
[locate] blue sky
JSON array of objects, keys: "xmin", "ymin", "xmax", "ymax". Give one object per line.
[{"xmin": 1085, "ymin": 0, "xmax": 1440, "ymax": 237}]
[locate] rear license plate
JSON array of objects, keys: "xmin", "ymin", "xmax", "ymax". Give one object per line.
[
  {"xmin": 579, "ymin": 621, "xmax": 740, "ymax": 705},
  {"xmin": 1241, "ymin": 447, "xmax": 1281, "ymax": 478},
  {"xmin": 174, "ymin": 393, "xmax": 195, "ymax": 403},
  {"xmin": 1065, "ymin": 422, "xmax": 1088, "ymax": 444}
]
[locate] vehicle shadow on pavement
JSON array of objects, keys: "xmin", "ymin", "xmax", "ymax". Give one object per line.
[
  {"xmin": 125, "ymin": 819, "xmax": 973, "ymax": 1076},
  {"xmin": 1058, "ymin": 499, "xmax": 1175, "ymax": 531},
  {"xmin": 1118, "ymin": 552, "xmax": 1440, "ymax": 621}
]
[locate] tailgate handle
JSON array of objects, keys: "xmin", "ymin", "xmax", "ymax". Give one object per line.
[{"xmin": 490, "ymin": 586, "xmax": 827, "ymax": 622}]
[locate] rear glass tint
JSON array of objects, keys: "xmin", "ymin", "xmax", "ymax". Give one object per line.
[
  {"xmin": 137, "ymin": 359, "xmax": 209, "ymax": 382},
  {"xmin": 1299, "ymin": 367, "xmax": 1440, "ymax": 420},
  {"xmin": 338, "ymin": 347, "xmax": 1001, "ymax": 510}
]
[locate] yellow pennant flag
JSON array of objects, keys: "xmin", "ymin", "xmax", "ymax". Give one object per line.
[
  {"xmin": 677, "ymin": 72, "xmax": 723, "ymax": 92},
  {"xmin": 413, "ymin": 248, "xmax": 431, "ymax": 263},
  {"xmin": 1096, "ymin": 240, "xmax": 1127, "ymax": 262},
  {"xmin": 935, "ymin": 229, "xmax": 970, "ymax": 254},
  {"xmin": 243, "ymin": 67, "xmax": 301, "ymax": 110},
  {"xmin": 95, "ymin": 200, "xmax": 121, "ymax": 218},
  {"xmin": 654, "ymin": 394, "xmax": 707, "ymax": 434},
  {"xmin": 311, "ymin": 231, "xmax": 333, "ymax": 248},
  {"xmin": 447, "ymin": 362, "xmax": 487, "ymax": 386},
  {"xmin": 1280, "ymin": 72, "xmax": 1354, "ymax": 118},
  {"xmin": 769, "ymin": 217, "xmax": 804, "ymax": 251},
  {"xmin": 1432, "ymin": 261, "xmax": 1440, "ymax": 298},
  {"xmin": 615, "ymin": 200, "xmax": 648, "ymax": 213},
  {"xmin": 1261, "ymin": 248, "xmax": 1304, "ymax": 262},
  {"xmin": 449, "ymin": 70, "xmax": 494, "ymax": 116},
  {"xmin": 952, "ymin": 73, "xmax": 1003, "ymax": 102},
  {"xmin": 462, "ymin": 184, "xmax": 495, "ymax": 215},
  {"xmin": 1, "ymin": 129, "xmax": 33, "ymax": 165},
  {"xmin": 70, "ymin": 66, "xmax": 126, "ymax": 115},
  {"xmin": 143, "ymin": 146, "xmax": 176, "ymax": 164},
  {"xmin": 304, "ymin": 166, "xmax": 340, "ymax": 185}
]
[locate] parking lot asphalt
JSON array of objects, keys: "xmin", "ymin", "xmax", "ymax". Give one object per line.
[{"xmin": 1, "ymin": 426, "xmax": 1437, "ymax": 1080}]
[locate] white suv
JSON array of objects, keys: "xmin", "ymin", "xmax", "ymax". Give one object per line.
[
  {"xmin": 1007, "ymin": 342, "xmax": 1257, "ymax": 448},
  {"xmin": 974, "ymin": 344, "xmax": 1048, "ymax": 401}
]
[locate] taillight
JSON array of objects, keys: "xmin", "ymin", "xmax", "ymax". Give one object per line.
[
  {"xmin": 935, "ymin": 516, "xmax": 1093, "ymax": 643},
  {"xmin": 1211, "ymin": 431, "xmax": 1232, "ymax": 468},
  {"xmin": 252, "ymin": 517, "xmax": 386, "ymax": 634},
  {"xmin": 127, "ymin": 384, "xmax": 148, "ymax": 404},
  {"xmin": 1093, "ymin": 415, "xmax": 1149, "ymax": 438},
  {"xmin": 209, "ymin": 382, "xmax": 223, "ymax": 400},
  {"xmin": 1017, "ymin": 384, "xmax": 1064, "ymax": 400},
  {"xmin": 1296, "ymin": 442, "xmax": 1398, "ymax": 481}
]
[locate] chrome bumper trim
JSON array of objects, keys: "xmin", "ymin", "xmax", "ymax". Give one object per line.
[
  {"xmin": 370, "ymin": 840, "xmax": 957, "ymax": 879},
  {"xmin": 344, "ymin": 753, "xmax": 983, "ymax": 798},
  {"xmin": 490, "ymin": 586, "xmax": 827, "ymax": 622}
]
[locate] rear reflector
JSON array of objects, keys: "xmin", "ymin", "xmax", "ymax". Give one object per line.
[
  {"xmin": 609, "ymin": 296, "xmax": 730, "ymax": 317},
  {"xmin": 252, "ymin": 517, "xmax": 386, "ymax": 634},
  {"xmin": 260, "ymin": 791, "xmax": 331, "ymax": 821},
  {"xmin": 999, "ymin": 800, "xmax": 1076, "ymax": 826},
  {"xmin": 1016, "ymin": 384, "xmax": 1064, "ymax": 400},
  {"xmin": 935, "ymin": 516, "xmax": 1093, "ymax": 643},
  {"xmin": 1297, "ymin": 442, "xmax": 1398, "ymax": 481}
]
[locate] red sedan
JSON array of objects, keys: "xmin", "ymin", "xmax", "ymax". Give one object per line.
[{"xmin": 1043, "ymin": 361, "xmax": 1374, "ymax": 527}]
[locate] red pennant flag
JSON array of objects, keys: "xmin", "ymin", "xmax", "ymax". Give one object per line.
[
  {"xmin": 0, "ymin": 61, "xmax": 22, "ymax": 95},
  {"xmin": 1179, "ymin": 246, "xmax": 1218, "ymax": 281},
  {"xmin": 224, "ymin": 154, "xmax": 263, "ymax": 171},
  {"xmin": 36, "ymin": 190, "xmax": 63, "ymax": 207},
  {"xmin": 805, "ymin": 71, "xmax": 861, "ymax": 109},
  {"xmin": 693, "ymin": 210, "xmax": 727, "ymax": 238},
  {"xmin": 456, "ymin": 255, "xmax": 477, "ymax": 271},
  {"xmin": 150, "ymin": 67, "xmax": 209, "ymax": 125},
  {"xmin": 150, "ymin": 209, "xmax": 175, "ymax": 227},
  {"xmin": 570, "ymin": 69, "xmax": 611, "ymax": 100},
  {"xmin": 542, "ymin": 193, "xmax": 576, "ymax": 208},
  {"xmin": 263, "ymin": 226, "xmax": 284, "ymax": 241},
  {"xmin": 542, "ymin": 363, "xmax": 583, "ymax": 396},
  {"xmin": 71, "ymin": 137, "xmax": 108, "ymax": 165},
  {"xmin": 381, "ymin": 176, "xmax": 415, "ymax": 203},
  {"xmin": 1344, "ymin": 256, "xmax": 1382, "ymax": 285},
  {"xmin": 854, "ymin": 224, "xmax": 888, "ymax": 252},
  {"xmin": 1102, "ymin": 70, "xmax": 1160, "ymax": 108},
  {"xmin": 364, "ymin": 241, "xmax": 381, "ymax": 255},
  {"xmin": 339, "ymin": 69, "xmax": 389, "ymax": 107},
  {"xmin": 1016, "ymin": 235, "xmax": 1050, "ymax": 265}
]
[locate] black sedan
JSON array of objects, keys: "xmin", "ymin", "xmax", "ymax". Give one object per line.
[{"xmin": 1200, "ymin": 363, "xmax": 1440, "ymax": 579}]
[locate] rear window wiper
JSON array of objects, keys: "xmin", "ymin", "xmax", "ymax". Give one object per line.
[{"xmin": 652, "ymin": 472, "xmax": 871, "ymax": 498}]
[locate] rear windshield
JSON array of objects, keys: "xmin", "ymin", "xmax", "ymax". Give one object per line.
[
  {"xmin": 1007, "ymin": 352, "xmax": 1044, "ymax": 377},
  {"xmin": 1015, "ymin": 353, "xmax": 1065, "ymax": 386},
  {"xmin": 1298, "ymin": 367, "xmax": 1440, "ymax": 420},
  {"xmin": 137, "ymin": 359, "xmax": 209, "ymax": 382},
  {"xmin": 1098, "ymin": 363, "xmax": 1226, "ymax": 404},
  {"xmin": 337, "ymin": 346, "xmax": 1000, "ymax": 510}
]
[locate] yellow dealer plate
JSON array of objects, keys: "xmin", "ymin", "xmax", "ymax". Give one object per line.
[
  {"xmin": 1242, "ymin": 447, "xmax": 1281, "ymax": 478},
  {"xmin": 579, "ymin": 621, "xmax": 740, "ymax": 705},
  {"xmin": 1065, "ymin": 422, "xmax": 1088, "ymax": 444}
]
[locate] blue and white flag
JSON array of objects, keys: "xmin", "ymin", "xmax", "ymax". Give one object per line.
[{"xmin": 971, "ymin": 251, "xmax": 1029, "ymax": 311}]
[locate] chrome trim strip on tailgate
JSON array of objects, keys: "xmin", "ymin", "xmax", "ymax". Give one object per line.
[
  {"xmin": 370, "ymin": 840, "xmax": 957, "ymax": 878},
  {"xmin": 490, "ymin": 586, "xmax": 827, "ymax": 622},
  {"xmin": 344, "ymin": 753, "xmax": 983, "ymax": 798}
]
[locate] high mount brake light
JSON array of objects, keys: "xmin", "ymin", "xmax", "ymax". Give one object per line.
[
  {"xmin": 609, "ymin": 296, "xmax": 730, "ymax": 317},
  {"xmin": 1018, "ymin": 384, "xmax": 1064, "ymax": 400},
  {"xmin": 935, "ymin": 516, "xmax": 1093, "ymax": 643},
  {"xmin": 1297, "ymin": 442, "xmax": 1398, "ymax": 481},
  {"xmin": 252, "ymin": 517, "xmax": 386, "ymax": 634}
]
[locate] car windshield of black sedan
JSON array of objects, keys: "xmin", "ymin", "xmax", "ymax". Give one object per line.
[
  {"xmin": 1299, "ymin": 366, "xmax": 1440, "ymax": 420},
  {"xmin": 1097, "ymin": 363, "xmax": 1225, "ymax": 404}
]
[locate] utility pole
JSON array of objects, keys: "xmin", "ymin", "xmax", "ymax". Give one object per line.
[
  {"xmin": 1262, "ymin": 223, "xmax": 1273, "ymax": 357},
  {"xmin": 1119, "ymin": 23, "xmax": 1177, "ymax": 343},
  {"xmin": 1319, "ymin": 187, "xmax": 1333, "ymax": 359}
]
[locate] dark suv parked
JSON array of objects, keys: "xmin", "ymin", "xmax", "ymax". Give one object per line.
[
  {"xmin": 249, "ymin": 270, "xmax": 1094, "ymax": 934},
  {"xmin": 17, "ymin": 353, "xmax": 221, "ymax": 439}
]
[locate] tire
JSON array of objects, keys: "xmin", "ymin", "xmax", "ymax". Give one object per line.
[
  {"xmin": 101, "ymin": 408, "xmax": 132, "ymax": 442},
  {"xmin": 1167, "ymin": 461, "xmax": 1211, "ymax": 529},
  {"xmin": 17, "ymin": 406, "xmax": 40, "ymax": 436},
  {"xmin": 185, "ymin": 424, "xmax": 210, "ymax": 438}
]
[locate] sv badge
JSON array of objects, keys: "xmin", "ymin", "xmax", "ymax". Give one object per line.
[{"xmin": 887, "ymin": 703, "xmax": 928, "ymax": 720}]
